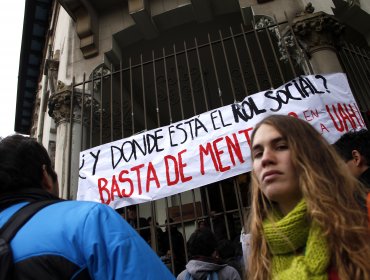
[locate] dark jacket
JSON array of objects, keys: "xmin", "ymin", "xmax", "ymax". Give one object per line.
[
  {"xmin": 360, "ymin": 167, "xmax": 370, "ymax": 189},
  {"xmin": 161, "ymin": 227, "xmax": 186, "ymax": 276},
  {"xmin": 127, "ymin": 216, "xmax": 151, "ymax": 242}
]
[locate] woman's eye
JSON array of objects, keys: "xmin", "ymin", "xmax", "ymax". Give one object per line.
[
  {"xmin": 276, "ymin": 144, "xmax": 288, "ymax": 150},
  {"xmin": 253, "ymin": 151, "xmax": 263, "ymax": 158}
]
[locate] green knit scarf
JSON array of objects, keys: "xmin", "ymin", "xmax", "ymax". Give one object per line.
[{"xmin": 263, "ymin": 200, "xmax": 330, "ymax": 280}]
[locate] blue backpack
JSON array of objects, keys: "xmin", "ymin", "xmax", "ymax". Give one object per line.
[{"xmin": 184, "ymin": 271, "xmax": 218, "ymax": 280}]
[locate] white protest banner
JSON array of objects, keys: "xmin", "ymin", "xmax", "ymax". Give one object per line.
[{"xmin": 77, "ymin": 73, "xmax": 366, "ymax": 208}]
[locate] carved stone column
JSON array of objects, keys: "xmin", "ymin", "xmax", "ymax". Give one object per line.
[
  {"xmin": 45, "ymin": 51, "xmax": 60, "ymax": 95},
  {"xmin": 48, "ymin": 83, "xmax": 93, "ymax": 199},
  {"xmin": 292, "ymin": 11, "xmax": 346, "ymax": 74}
]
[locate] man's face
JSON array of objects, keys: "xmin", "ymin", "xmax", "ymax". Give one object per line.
[
  {"xmin": 50, "ymin": 170, "xmax": 59, "ymax": 196},
  {"xmin": 127, "ymin": 209, "xmax": 136, "ymax": 219},
  {"xmin": 51, "ymin": 177, "xmax": 59, "ymax": 197},
  {"xmin": 42, "ymin": 166, "xmax": 59, "ymax": 197},
  {"xmin": 344, "ymin": 150, "xmax": 366, "ymax": 178}
]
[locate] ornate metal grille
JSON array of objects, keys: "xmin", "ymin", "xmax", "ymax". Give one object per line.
[
  {"xmin": 70, "ymin": 20, "xmax": 306, "ymax": 276},
  {"xmin": 338, "ymin": 42, "xmax": 370, "ymax": 126}
]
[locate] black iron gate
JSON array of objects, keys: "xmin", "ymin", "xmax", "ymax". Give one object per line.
[
  {"xmin": 338, "ymin": 42, "xmax": 370, "ymax": 127},
  {"xmin": 71, "ymin": 18, "xmax": 307, "ymax": 276}
]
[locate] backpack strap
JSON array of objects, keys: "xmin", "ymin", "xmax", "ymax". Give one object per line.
[
  {"xmin": 0, "ymin": 200, "xmax": 62, "ymax": 242},
  {"xmin": 184, "ymin": 271, "xmax": 218, "ymax": 280},
  {"xmin": 207, "ymin": 271, "xmax": 219, "ymax": 280},
  {"xmin": 0, "ymin": 200, "xmax": 62, "ymax": 280},
  {"xmin": 184, "ymin": 271, "xmax": 192, "ymax": 280}
]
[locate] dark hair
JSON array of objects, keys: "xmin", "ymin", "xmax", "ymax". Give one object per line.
[
  {"xmin": 216, "ymin": 239, "xmax": 235, "ymax": 259},
  {"xmin": 187, "ymin": 227, "xmax": 217, "ymax": 258},
  {"xmin": 127, "ymin": 205, "xmax": 137, "ymax": 211},
  {"xmin": 333, "ymin": 129, "xmax": 370, "ymax": 164},
  {"xmin": 0, "ymin": 134, "xmax": 57, "ymax": 194}
]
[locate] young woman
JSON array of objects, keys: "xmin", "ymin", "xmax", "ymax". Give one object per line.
[{"xmin": 246, "ymin": 115, "xmax": 370, "ymax": 280}]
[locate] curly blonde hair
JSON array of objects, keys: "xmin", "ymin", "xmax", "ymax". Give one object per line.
[{"xmin": 245, "ymin": 115, "xmax": 370, "ymax": 280}]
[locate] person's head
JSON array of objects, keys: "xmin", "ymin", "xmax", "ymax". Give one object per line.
[
  {"xmin": 249, "ymin": 114, "xmax": 362, "ymax": 216},
  {"xmin": 147, "ymin": 216, "xmax": 159, "ymax": 226},
  {"xmin": 215, "ymin": 239, "xmax": 235, "ymax": 260},
  {"xmin": 247, "ymin": 115, "xmax": 370, "ymax": 280},
  {"xmin": 197, "ymin": 219, "xmax": 208, "ymax": 229},
  {"xmin": 0, "ymin": 134, "xmax": 59, "ymax": 196},
  {"xmin": 333, "ymin": 129, "xmax": 370, "ymax": 178},
  {"xmin": 164, "ymin": 218, "xmax": 177, "ymax": 231},
  {"xmin": 116, "ymin": 207, "xmax": 126, "ymax": 219},
  {"xmin": 187, "ymin": 227, "xmax": 217, "ymax": 258},
  {"xmin": 127, "ymin": 205, "xmax": 137, "ymax": 219},
  {"xmin": 251, "ymin": 118, "xmax": 301, "ymax": 215}
]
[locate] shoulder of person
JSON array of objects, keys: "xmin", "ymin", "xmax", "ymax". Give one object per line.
[
  {"xmin": 240, "ymin": 231, "xmax": 251, "ymax": 243},
  {"xmin": 219, "ymin": 265, "xmax": 242, "ymax": 280},
  {"xmin": 176, "ymin": 269, "xmax": 187, "ymax": 280},
  {"xmin": 240, "ymin": 231, "xmax": 251, "ymax": 273},
  {"xmin": 54, "ymin": 200, "xmax": 111, "ymax": 212},
  {"xmin": 53, "ymin": 200, "xmax": 124, "ymax": 225}
]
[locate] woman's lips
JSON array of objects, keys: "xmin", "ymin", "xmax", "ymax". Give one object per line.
[{"xmin": 262, "ymin": 170, "xmax": 282, "ymax": 182}]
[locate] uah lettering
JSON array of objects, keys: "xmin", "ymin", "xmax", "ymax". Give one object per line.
[{"xmin": 326, "ymin": 102, "xmax": 365, "ymax": 132}]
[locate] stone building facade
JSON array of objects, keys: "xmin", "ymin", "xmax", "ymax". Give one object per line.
[{"xmin": 15, "ymin": 0, "xmax": 370, "ymax": 275}]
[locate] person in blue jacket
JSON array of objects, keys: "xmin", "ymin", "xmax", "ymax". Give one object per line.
[{"xmin": 0, "ymin": 134, "xmax": 175, "ymax": 280}]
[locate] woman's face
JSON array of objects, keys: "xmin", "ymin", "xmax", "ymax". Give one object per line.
[{"xmin": 251, "ymin": 124, "xmax": 301, "ymax": 215}]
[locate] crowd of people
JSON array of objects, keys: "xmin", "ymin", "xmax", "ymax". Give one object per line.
[
  {"xmin": 1, "ymin": 114, "xmax": 370, "ymax": 279},
  {"xmin": 120, "ymin": 211, "xmax": 243, "ymax": 278}
]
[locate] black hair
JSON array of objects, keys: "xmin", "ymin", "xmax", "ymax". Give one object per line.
[
  {"xmin": 0, "ymin": 134, "xmax": 57, "ymax": 194},
  {"xmin": 165, "ymin": 218, "xmax": 174, "ymax": 224},
  {"xmin": 187, "ymin": 227, "xmax": 217, "ymax": 258},
  {"xmin": 127, "ymin": 205, "xmax": 137, "ymax": 211},
  {"xmin": 216, "ymin": 239, "xmax": 236, "ymax": 259},
  {"xmin": 333, "ymin": 129, "xmax": 370, "ymax": 164}
]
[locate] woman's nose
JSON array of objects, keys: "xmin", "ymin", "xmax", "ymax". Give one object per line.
[{"xmin": 261, "ymin": 149, "xmax": 275, "ymax": 167}]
